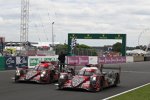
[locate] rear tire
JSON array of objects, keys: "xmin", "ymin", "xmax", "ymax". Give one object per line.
[
  {"xmin": 89, "ymin": 83, "xmax": 99, "ymax": 92},
  {"xmin": 114, "ymin": 73, "xmax": 119, "ymax": 86}
]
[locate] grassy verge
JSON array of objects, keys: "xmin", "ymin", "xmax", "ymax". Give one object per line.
[{"xmin": 111, "ymin": 84, "xmax": 150, "ymax": 100}]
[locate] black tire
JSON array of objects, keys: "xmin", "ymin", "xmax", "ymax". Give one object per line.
[
  {"xmin": 57, "ymin": 85, "xmax": 63, "ymax": 90},
  {"xmin": 99, "ymin": 78, "xmax": 104, "ymax": 91},
  {"xmin": 14, "ymin": 75, "xmax": 20, "ymax": 83},
  {"xmin": 114, "ymin": 73, "xmax": 119, "ymax": 86},
  {"xmin": 57, "ymin": 80, "xmax": 64, "ymax": 90},
  {"xmin": 89, "ymin": 86, "xmax": 96, "ymax": 92},
  {"xmin": 48, "ymin": 74, "xmax": 53, "ymax": 84},
  {"xmin": 89, "ymin": 82, "xmax": 98, "ymax": 92}
]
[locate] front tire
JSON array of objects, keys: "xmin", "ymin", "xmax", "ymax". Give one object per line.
[
  {"xmin": 14, "ymin": 75, "xmax": 20, "ymax": 83},
  {"xmin": 57, "ymin": 79, "xmax": 64, "ymax": 90}
]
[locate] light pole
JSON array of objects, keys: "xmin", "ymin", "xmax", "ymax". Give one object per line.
[{"xmin": 52, "ymin": 22, "xmax": 54, "ymax": 49}]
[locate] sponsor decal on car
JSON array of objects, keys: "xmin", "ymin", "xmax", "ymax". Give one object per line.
[
  {"xmin": 26, "ymin": 71, "xmax": 37, "ymax": 79},
  {"xmin": 72, "ymin": 77, "xmax": 84, "ymax": 87}
]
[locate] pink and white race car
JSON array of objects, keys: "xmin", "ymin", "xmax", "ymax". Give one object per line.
[
  {"xmin": 13, "ymin": 61, "xmax": 59, "ymax": 83},
  {"xmin": 56, "ymin": 65, "xmax": 120, "ymax": 92}
]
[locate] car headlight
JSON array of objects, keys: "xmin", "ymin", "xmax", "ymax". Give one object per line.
[
  {"xmin": 91, "ymin": 77, "xmax": 96, "ymax": 81},
  {"xmin": 42, "ymin": 71, "xmax": 46, "ymax": 75},
  {"xmin": 60, "ymin": 75, "xmax": 65, "ymax": 79},
  {"xmin": 16, "ymin": 70, "xmax": 20, "ymax": 76},
  {"xmin": 40, "ymin": 74, "xmax": 44, "ymax": 77},
  {"xmin": 40, "ymin": 71, "xmax": 46, "ymax": 77}
]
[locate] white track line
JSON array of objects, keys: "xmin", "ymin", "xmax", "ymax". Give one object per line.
[{"xmin": 102, "ymin": 82, "xmax": 150, "ymax": 100}]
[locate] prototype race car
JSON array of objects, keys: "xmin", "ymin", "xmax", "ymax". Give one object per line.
[
  {"xmin": 13, "ymin": 61, "xmax": 59, "ymax": 83},
  {"xmin": 56, "ymin": 64, "xmax": 120, "ymax": 92}
]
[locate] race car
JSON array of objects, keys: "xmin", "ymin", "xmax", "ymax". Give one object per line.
[
  {"xmin": 13, "ymin": 61, "xmax": 59, "ymax": 83},
  {"xmin": 56, "ymin": 64, "xmax": 120, "ymax": 92}
]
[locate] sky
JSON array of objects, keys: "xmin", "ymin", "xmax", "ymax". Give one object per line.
[{"xmin": 0, "ymin": 0, "xmax": 150, "ymax": 47}]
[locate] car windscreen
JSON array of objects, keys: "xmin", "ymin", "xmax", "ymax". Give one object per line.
[
  {"xmin": 33, "ymin": 66, "xmax": 48, "ymax": 71},
  {"xmin": 78, "ymin": 69, "xmax": 95, "ymax": 76}
]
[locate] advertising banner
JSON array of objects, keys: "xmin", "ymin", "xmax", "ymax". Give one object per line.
[
  {"xmin": 16, "ymin": 56, "xmax": 28, "ymax": 67},
  {"xmin": 78, "ymin": 56, "xmax": 89, "ymax": 65},
  {"xmin": 28, "ymin": 56, "xmax": 126, "ymax": 68},
  {"xmin": 5, "ymin": 56, "xmax": 16, "ymax": 70},
  {"xmin": 67, "ymin": 56, "xmax": 79, "ymax": 65},
  {"xmin": 88, "ymin": 56, "xmax": 98, "ymax": 64},
  {"xmin": 67, "ymin": 56, "xmax": 89, "ymax": 65},
  {"xmin": 28, "ymin": 56, "xmax": 58, "ymax": 68},
  {"xmin": 98, "ymin": 56, "xmax": 126, "ymax": 64},
  {"xmin": 43, "ymin": 56, "xmax": 58, "ymax": 62}
]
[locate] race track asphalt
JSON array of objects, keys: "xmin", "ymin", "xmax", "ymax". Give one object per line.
[{"xmin": 0, "ymin": 61, "xmax": 150, "ymax": 100}]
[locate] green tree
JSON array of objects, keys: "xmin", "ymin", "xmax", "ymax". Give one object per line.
[
  {"xmin": 112, "ymin": 42, "xmax": 122, "ymax": 52},
  {"xmin": 55, "ymin": 44, "xmax": 68, "ymax": 54},
  {"xmin": 55, "ymin": 44, "xmax": 97, "ymax": 56},
  {"xmin": 75, "ymin": 44, "xmax": 97, "ymax": 56},
  {"xmin": 76, "ymin": 44, "xmax": 90, "ymax": 49}
]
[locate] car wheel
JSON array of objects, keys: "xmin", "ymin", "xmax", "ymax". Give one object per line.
[
  {"xmin": 57, "ymin": 80, "xmax": 64, "ymax": 90},
  {"xmin": 48, "ymin": 74, "xmax": 53, "ymax": 84},
  {"xmin": 57, "ymin": 85, "xmax": 63, "ymax": 90},
  {"xmin": 99, "ymin": 76, "xmax": 104, "ymax": 91},
  {"xmin": 114, "ymin": 73, "xmax": 119, "ymax": 86},
  {"xmin": 89, "ymin": 83, "xmax": 98, "ymax": 92},
  {"xmin": 14, "ymin": 75, "xmax": 19, "ymax": 83}
]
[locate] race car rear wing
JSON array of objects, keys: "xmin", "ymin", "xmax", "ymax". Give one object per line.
[
  {"xmin": 95, "ymin": 64, "xmax": 121, "ymax": 74},
  {"xmin": 58, "ymin": 63, "xmax": 77, "ymax": 72}
]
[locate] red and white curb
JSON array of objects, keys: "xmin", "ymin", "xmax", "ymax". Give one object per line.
[{"xmin": 102, "ymin": 82, "xmax": 150, "ymax": 100}]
